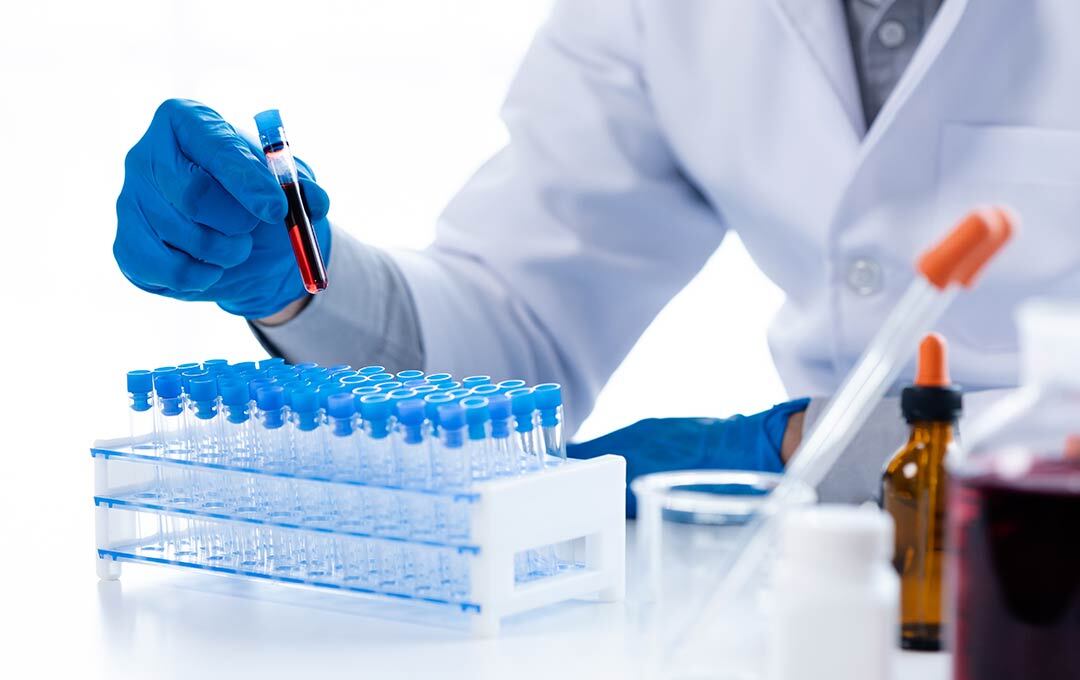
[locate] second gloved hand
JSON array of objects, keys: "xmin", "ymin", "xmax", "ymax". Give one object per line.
[
  {"xmin": 114, "ymin": 98, "xmax": 332, "ymax": 319},
  {"xmin": 568, "ymin": 398, "xmax": 810, "ymax": 517}
]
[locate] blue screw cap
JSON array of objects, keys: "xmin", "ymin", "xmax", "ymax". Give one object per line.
[
  {"xmin": 374, "ymin": 381, "xmax": 403, "ymax": 392},
  {"xmin": 462, "ymin": 375, "xmax": 491, "ymax": 388},
  {"xmin": 248, "ymin": 378, "xmax": 273, "ymax": 401},
  {"xmin": 254, "ymin": 109, "xmax": 285, "ymax": 148},
  {"xmin": 291, "ymin": 388, "xmax": 318, "ymax": 413},
  {"xmin": 366, "ymin": 372, "xmax": 394, "ymax": 383},
  {"xmin": 487, "ymin": 394, "xmax": 511, "ymax": 420},
  {"xmin": 256, "ymin": 385, "xmax": 285, "ymax": 411},
  {"xmin": 328, "ymin": 364, "xmax": 352, "ymax": 373},
  {"xmin": 470, "ymin": 384, "xmax": 501, "ymax": 397},
  {"xmin": 258, "ymin": 357, "xmax": 285, "ymax": 370},
  {"xmin": 396, "ymin": 369, "xmax": 425, "ymax": 382},
  {"xmin": 435, "ymin": 381, "xmax": 462, "ymax": 392},
  {"xmin": 358, "ymin": 365, "xmax": 386, "ymax": 376},
  {"xmin": 424, "ymin": 392, "xmax": 455, "ymax": 426},
  {"xmin": 127, "ymin": 369, "xmax": 153, "ymax": 394},
  {"xmin": 411, "ymin": 384, "xmax": 439, "ymax": 396},
  {"xmin": 189, "ymin": 377, "xmax": 218, "ymax": 402},
  {"xmin": 359, "ymin": 394, "xmax": 393, "ymax": 421},
  {"xmin": 220, "ymin": 379, "xmax": 248, "ymax": 407},
  {"xmin": 424, "ymin": 372, "xmax": 453, "ymax": 384},
  {"xmin": 508, "ymin": 387, "xmax": 536, "ymax": 415},
  {"xmin": 497, "ymin": 379, "xmax": 527, "ymax": 393},
  {"xmin": 327, "ymin": 392, "xmax": 356, "ymax": 419},
  {"xmin": 438, "ymin": 402, "xmax": 466, "ymax": 430},
  {"xmin": 154, "ymin": 373, "xmax": 182, "ymax": 398},
  {"xmin": 533, "ymin": 383, "xmax": 563, "ymax": 409},
  {"xmin": 397, "ymin": 399, "xmax": 426, "ymax": 426}
]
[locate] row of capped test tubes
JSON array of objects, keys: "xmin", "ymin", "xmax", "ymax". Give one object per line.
[{"xmin": 126, "ymin": 360, "xmax": 567, "ymax": 488}]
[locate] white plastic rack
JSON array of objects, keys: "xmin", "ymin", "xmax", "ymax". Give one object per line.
[{"xmin": 93, "ymin": 439, "xmax": 625, "ymax": 636}]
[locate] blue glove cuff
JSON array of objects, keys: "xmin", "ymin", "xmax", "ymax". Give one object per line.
[{"xmin": 567, "ymin": 397, "xmax": 810, "ymax": 517}]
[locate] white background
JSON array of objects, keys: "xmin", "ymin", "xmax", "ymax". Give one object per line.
[{"xmin": 0, "ymin": 1, "xmax": 787, "ymax": 676}]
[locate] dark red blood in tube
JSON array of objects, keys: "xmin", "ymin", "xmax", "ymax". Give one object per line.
[{"xmin": 280, "ymin": 181, "xmax": 327, "ymax": 294}]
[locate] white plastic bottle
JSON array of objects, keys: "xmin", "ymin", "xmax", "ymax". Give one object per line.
[{"xmin": 770, "ymin": 505, "xmax": 899, "ymax": 680}]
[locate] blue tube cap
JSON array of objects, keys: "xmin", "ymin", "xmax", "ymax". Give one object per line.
[
  {"xmin": 290, "ymin": 388, "xmax": 318, "ymax": 413},
  {"xmin": 462, "ymin": 375, "xmax": 491, "ymax": 388},
  {"xmin": 327, "ymin": 392, "xmax": 356, "ymax": 419},
  {"xmin": 258, "ymin": 357, "xmax": 285, "ymax": 370},
  {"xmin": 358, "ymin": 365, "xmax": 386, "ymax": 376},
  {"xmin": 497, "ymin": 379, "xmax": 527, "ymax": 393},
  {"xmin": 424, "ymin": 372, "xmax": 453, "ymax": 384},
  {"xmin": 220, "ymin": 379, "xmax": 248, "ymax": 407},
  {"xmin": 533, "ymin": 383, "xmax": 563, "ymax": 409},
  {"xmin": 127, "ymin": 370, "xmax": 153, "ymax": 394},
  {"xmin": 487, "ymin": 394, "xmax": 511, "ymax": 420},
  {"xmin": 396, "ymin": 369, "xmax": 425, "ymax": 382},
  {"xmin": 359, "ymin": 394, "xmax": 393, "ymax": 421},
  {"xmin": 154, "ymin": 373, "xmax": 182, "ymax": 399},
  {"xmin": 470, "ymin": 384, "xmax": 501, "ymax": 397},
  {"xmin": 254, "ymin": 109, "xmax": 285, "ymax": 147},
  {"xmin": 189, "ymin": 377, "xmax": 218, "ymax": 401},
  {"xmin": 507, "ymin": 387, "xmax": 536, "ymax": 416},
  {"xmin": 463, "ymin": 396, "xmax": 491, "ymax": 424},
  {"xmin": 438, "ymin": 402, "xmax": 466, "ymax": 430},
  {"xmin": 424, "ymin": 392, "xmax": 455, "ymax": 425},
  {"xmin": 397, "ymin": 399, "xmax": 426, "ymax": 426},
  {"xmin": 248, "ymin": 378, "xmax": 273, "ymax": 401},
  {"xmin": 256, "ymin": 385, "xmax": 285, "ymax": 410}
]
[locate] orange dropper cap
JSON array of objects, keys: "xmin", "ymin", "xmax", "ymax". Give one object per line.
[
  {"xmin": 917, "ymin": 208, "xmax": 1016, "ymax": 290},
  {"xmin": 915, "ymin": 332, "xmax": 949, "ymax": 387}
]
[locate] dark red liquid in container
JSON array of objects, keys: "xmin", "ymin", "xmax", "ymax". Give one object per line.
[
  {"xmin": 948, "ymin": 457, "xmax": 1080, "ymax": 680},
  {"xmin": 280, "ymin": 181, "xmax": 327, "ymax": 294}
]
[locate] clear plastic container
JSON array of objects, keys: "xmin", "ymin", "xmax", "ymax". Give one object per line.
[
  {"xmin": 631, "ymin": 471, "xmax": 816, "ymax": 680},
  {"xmin": 947, "ymin": 300, "xmax": 1080, "ymax": 680}
]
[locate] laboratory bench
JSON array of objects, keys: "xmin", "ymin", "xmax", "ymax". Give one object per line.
[{"xmin": 93, "ymin": 520, "xmax": 949, "ymax": 680}]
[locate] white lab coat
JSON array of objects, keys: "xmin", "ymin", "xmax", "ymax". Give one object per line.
[{"xmin": 389, "ymin": 0, "xmax": 1080, "ymax": 437}]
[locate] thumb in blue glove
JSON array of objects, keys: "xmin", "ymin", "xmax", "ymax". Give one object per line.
[
  {"xmin": 567, "ymin": 398, "xmax": 810, "ymax": 517},
  {"xmin": 114, "ymin": 98, "xmax": 332, "ymax": 319}
]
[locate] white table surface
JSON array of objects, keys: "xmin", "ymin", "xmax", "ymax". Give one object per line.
[{"xmin": 74, "ymin": 520, "xmax": 951, "ymax": 680}]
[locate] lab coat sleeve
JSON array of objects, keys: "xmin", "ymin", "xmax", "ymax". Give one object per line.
[
  {"xmin": 253, "ymin": 227, "xmax": 425, "ymax": 371},
  {"xmin": 389, "ymin": 0, "xmax": 727, "ymax": 435}
]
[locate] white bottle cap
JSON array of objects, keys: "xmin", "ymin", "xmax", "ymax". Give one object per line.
[
  {"xmin": 1017, "ymin": 299, "xmax": 1080, "ymax": 388},
  {"xmin": 780, "ymin": 505, "xmax": 893, "ymax": 571}
]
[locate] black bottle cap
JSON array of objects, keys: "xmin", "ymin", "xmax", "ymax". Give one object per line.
[{"xmin": 901, "ymin": 385, "xmax": 962, "ymax": 423}]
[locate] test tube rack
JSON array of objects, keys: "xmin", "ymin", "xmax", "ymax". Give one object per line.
[{"xmin": 92, "ymin": 438, "xmax": 625, "ymax": 636}]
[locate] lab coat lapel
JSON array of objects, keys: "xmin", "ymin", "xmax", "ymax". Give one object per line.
[{"xmin": 770, "ymin": 0, "xmax": 865, "ymax": 140}]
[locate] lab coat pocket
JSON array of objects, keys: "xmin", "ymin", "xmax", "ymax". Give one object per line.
[{"xmin": 936, "ymin": 123, "xmax": 1080, "ymax": 351}]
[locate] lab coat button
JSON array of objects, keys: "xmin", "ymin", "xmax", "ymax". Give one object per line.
[
  {"xmin": 878, "ymin": 20, "xmax": 907, "ymax": 49},
  {"xmin": 847, "ymin": 258, "xmax": 882, "ymax": 296}
]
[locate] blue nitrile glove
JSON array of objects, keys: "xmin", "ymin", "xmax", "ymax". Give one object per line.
[
  {"xmin": 114, "ymin": 98, "xmax": 332, "ymax": 319},
  {"xmin": 568, "ymin": 398, "xmax": 810, "ymax": 517}
]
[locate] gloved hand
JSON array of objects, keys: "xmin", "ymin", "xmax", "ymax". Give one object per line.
[
  {"xmin": 567, "ymin": 398, "xmax": 810, "ymax": 517},
  {"xmin": 114, "ymin": 98, "xmax": 332, "ymax": 319}
]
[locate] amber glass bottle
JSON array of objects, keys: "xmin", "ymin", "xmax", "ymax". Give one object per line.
[{"xmin": 882, "ymin": 333, "xmax": 961, "ymax": 651}]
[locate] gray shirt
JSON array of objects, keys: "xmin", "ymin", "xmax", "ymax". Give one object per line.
[
  {"xmin": 253, "ymin": 0, "xmax": 944, "ymax": 500},
  {"xmin": 845, "ymin": 0, "xmax": 943, "ymax": 125}
]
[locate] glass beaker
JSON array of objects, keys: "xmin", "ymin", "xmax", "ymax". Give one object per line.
[{"xmin": 631, "ymin": 470, "xmax": 817, "ymax": 680}]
